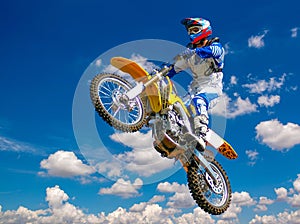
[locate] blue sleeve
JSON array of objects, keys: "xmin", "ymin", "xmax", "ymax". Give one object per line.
[{"xmin": 195, "ymin": 42, "xmax": 223, "ymax": 59}]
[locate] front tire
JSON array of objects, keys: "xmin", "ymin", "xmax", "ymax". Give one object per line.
[
  {"xmin": 90, "ymin": 73, "xmax": 146, "ymax": 132},
  {"xmin": 187, "ymin": 159, "xmax": 232, "ymax": 215}
]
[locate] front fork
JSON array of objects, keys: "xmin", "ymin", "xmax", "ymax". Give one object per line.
[
  {"xmin": 180, "ymin": 149, "xmax": 218, "ymax": 186},
  {"xmin": 192, "ymin": 150, "xmax": 218, "ymax": 185}
]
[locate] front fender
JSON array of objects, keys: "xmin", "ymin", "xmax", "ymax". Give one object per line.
[{"xmin": 111, "ymin": 57, "xmax": 162, "ymax": 112}]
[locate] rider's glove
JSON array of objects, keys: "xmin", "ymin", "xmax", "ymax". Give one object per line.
[
  {"xmin": 161, "ymin": 63, "xmax": 176, "ymax": 78},
  {"xmin": 166, "ymin": 65, "xmax": 176, "ymax": 78}
]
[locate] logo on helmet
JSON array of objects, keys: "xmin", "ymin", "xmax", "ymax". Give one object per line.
[{"xmin": 181, "ymin": 18, "xmax": 212, "ymax": 44}]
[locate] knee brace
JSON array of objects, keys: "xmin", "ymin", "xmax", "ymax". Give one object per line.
[{"xmin": 194, "ymin": 114, "xmax": 209, "ymax": 135}]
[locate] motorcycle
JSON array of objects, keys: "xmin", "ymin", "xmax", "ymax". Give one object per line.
[{"xmin": 90, "ymin": 57, "xmax": 238, "ymax": 215}]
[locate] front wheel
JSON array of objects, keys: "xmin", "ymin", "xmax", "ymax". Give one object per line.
[
  {"xmin": 187, "ymin": 159, "xmax": 232, "ymax": 215},
  {"xmin": 90, "ymin": 73, "xmax": 146, "ymax": 132}
]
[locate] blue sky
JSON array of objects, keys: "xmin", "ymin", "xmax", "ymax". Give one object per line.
[{"xmin": 1, "ymin": 0, "xmax": 300, "ymax": 223}]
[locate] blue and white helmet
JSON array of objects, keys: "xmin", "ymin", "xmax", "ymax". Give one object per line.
[{"xmin": 181, "ymin": 18, "xmax": 212, "ymax": 44}]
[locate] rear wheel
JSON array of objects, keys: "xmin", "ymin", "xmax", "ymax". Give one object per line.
[
  {"xmin": 90, "ymin": 73, "xmax": 146, "ymax": 132},
  {"xmin": 187, "ymin": 159, "xmax": 231, "ymax": 215}
]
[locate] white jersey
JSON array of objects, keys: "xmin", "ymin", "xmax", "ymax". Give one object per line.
[{"xmin": 173, "ymin": 41, "xmax": 225, "ymax": 96}]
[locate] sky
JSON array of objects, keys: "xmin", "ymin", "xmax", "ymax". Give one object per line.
[{"xmin": 0, "ymin": 0, "xmax": 300, "ymax": 223}]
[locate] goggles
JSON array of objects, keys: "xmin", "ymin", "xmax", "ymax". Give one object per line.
[{"xmin": 187, "ymin": 26, "xmax": 202, "ymax": 35}]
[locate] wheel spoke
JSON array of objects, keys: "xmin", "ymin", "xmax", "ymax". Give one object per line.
[
  {"xmin": 99, "ymin": 89, "xmax": 110, "ymax": 96},
  {"xmin": 106, "ymin": 103, "xmax": 114, "ymax": 113},
  {"xmin": 101, "ymin": 84, "xmax": 111, "ymax": 93},
  {"xmin": 104, "ymin": 81, "xmax": 113, "ymax": 91},
  {"xmin": 112, "ymin": 106, "xmax": 121, "ymax": 118}
]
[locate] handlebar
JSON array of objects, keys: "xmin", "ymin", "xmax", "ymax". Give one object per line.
[
  {"xmin": 124, "ymin": 64, "xmax": 174, "ymax": 100},
  {"xmin": 160, "ymin": 65, "xmax": 174, "ymax": 76}
]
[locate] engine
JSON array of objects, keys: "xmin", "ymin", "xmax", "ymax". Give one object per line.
[
  {"xmin": 152, "ymin": 108, "xmax": 185, "ymax": 158},
  {"xmin": 164, "ymin": 109, "xmax": 184, "ymax": 140}
]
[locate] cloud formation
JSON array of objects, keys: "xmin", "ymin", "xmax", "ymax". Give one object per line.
[
  {"xmin": 242, "ymin": 74, "xmax": 286, "ymax": 94},
  {"xmin": 99, "ymin": 178, "xmax": 143, "ymax": 198},
  {"xmin": 257, "ymin": 95, "xmax": 280, "ymax": 107},
  {"xmin": 39, "ymin": 150, "xmax": 95, "ymax": 177},
  {"xmin": 2, "ymin": 175, "xmax": 300, "ymax": 223},
  {"xmin": 291, "ymin": 27, "xmax": 299, "ymax": 38},
  {"xmin": 246, "ymin": 150, "xmax": 259, "ymax": 166},
  {"xmin": 0, "ymin": 185, "xmax": 102, "ymax": 223},
  {"xmin": 211, "ymin": 94, "xmax": 257, "ymax": 118},
  {"xmin": 107, "ymin": 130, "xmax": 175, "ymax": 177},
  {"xmin": 255, "ymin": 119, "xmax": 300, "ymax": 150},
  {"xmin": 0, "ymin": 136, "xmax": 36, "ymax": 152},
  {"xmin": 157, "ymin": 182, "xmax": 195, "ymax": 208},
  {"xmin": 248, "ymin": 30, "xmax": 268, "ymax": 48}
]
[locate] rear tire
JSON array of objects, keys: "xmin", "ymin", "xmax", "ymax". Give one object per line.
[
  {"xmin": 187, "ymin": 159, "xmax": 231, "ymax": 215},
  {"xmin": 90, "ymin": 73, "xmax": 146, "ymax": 132}
]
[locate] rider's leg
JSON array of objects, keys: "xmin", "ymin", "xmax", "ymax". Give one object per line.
[{"xmin": 192, "ymin": 95, "xmax": 209, "ymax": 151}]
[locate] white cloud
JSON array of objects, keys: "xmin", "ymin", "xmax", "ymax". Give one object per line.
[
  {"xmin": 250, "ymin": 209, "xmax": 300, "ymax": 224},
  {"xmin": 167, "ymin": 191, "xmax": 196, "ymax": 208},
  {"xmin": 219, "ymin": 203, "xmax": 242, "ymax": 220},
  {"xmin": 129, "ymin": 195, "xmax": 166, "ymax": 213},
  {"xmin": 255, "ymin": 119, "xmax": 300, "ymax": 150},
  {"xmin": 39, "ymin": 150, "xmax": 95, "ymax": 177},
  {"xmin": 4, "ymin": 174, "xmax": 300, "ymax": 223},
  {"xmin": 0, "ymin": 185, "xmax": 104, "ymax": 224},
  {"xmin": 46, "ymin": 185, "xmax": 69, "ymax": 208},
  {"xmin": 110, "ymin": 130, "xmax": 175, "ymax": 177},
  {"xmin": 149, "ymin": 195, "xmax": 166, "ymax": 204},
  {"xmin": 291, "ymin": 27, "xmax": 299, "ymax": 38},
  {"xmin": 217, "ymin": 191, "xmax": 256, "ymax": 222},
  {"xmin": 288, "ymin": 194, "xmax": 300, "ymax": 207},
  {"xmin": 129, "ymin": 202, "xmax": 147, "ymax": 212},
  {"xmin": 274, "ymin": 174, "xmax": 300, "ymax": 208},
  {"xmin": 232, "ymin": 191, "xmax": 256, "ymax": 207},
  {"xmin": 254, "ymin": 197, "xmax": 274, "ymax": 212},
  {"xmin": 243, "ymin": 74, "xmax": 286, "ymax": 94},
  {"xmin": 245, "ymin": 150, "xmax": 259, "ymax": 166},
  {"xmin": 211, "ymin": 94, "xmax": 257, "ymax": 118},
  {"xmin": 99, "ymin": 178, "xmax": 143, "ymax": 198},
  {"xmin": 157, "ymin": 182, "xmax": 196, "ymax": 208},
  {"xmin": 275, "ymin": 187, "xmax": 288, "ymax": 200},
  {"xmin": 0, "ymin": 136, "xmax": 35, "ymax": 152},
  {"xmin": 230, "ymin": 75, "xmax": 237, "ymax": 85},
  {"xmin": 249, "ymin": 214, "xmax": 277, "ymax": 224},
  {"xmin": 257, "ymin": 95, "xmax": 280, "ymax": 107},
  {"xmin": 95, "ymin": 160, "xmax": 123, "ymax": 178},
  {"xmin": 246, "ymin": 150, "xmax": 259, "ymax": 161},
  {"xmin": 129, "ymin": 54, "xmax": 158, "ymax": 72},
  {"xmin": 225, "ymin": 96, "xmax": 258, "ymax": 118},
  {"xmin": 157, "ymin": 182, "xmax": 187, "ymax": 193},
  {"xmin": 174, "ymin": 207, "xmax": 215, "ymax": 224},
  {"xmin": 103, "ymin": 204, "xmax": 176, "ymax": 224},
  {"xmin": 294, "ymin": 174, "xmax": 300, "ymax": 193},
  {"xmin": 248, "ymin": 30, "xmax": 268, "ymax": 48},
  {"xmin": 95, "ymin": 58, "xmax": 102, "ymax": 67},
  {"xmin": 110, "ymin": 130, "xmax": 153, "ymax": 149}
]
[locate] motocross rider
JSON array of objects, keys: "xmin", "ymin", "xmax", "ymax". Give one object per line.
[{"xmin": 167, "ymin": 17, "xmax": 224, "ymax": 151}]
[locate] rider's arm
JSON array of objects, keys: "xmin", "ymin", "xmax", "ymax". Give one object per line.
[
  {"xmin": 166, "ymin": 66, "xmax": 177, "ymax": 78},
  {"xmin": 195, "ymin": 42, "xmax": 224, "ymax": 59},
  {"xmin": 167, "ymin": 43, "xmax": 223, "ymax": 78},
  {"xmin": 167, "ymin": 54, "xmax": 190, "ymax": 78}
]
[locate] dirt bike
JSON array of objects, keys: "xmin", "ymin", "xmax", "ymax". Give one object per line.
[{"xmin": 90, "ymin": 57, "xmax": 238, "ymax": 215}]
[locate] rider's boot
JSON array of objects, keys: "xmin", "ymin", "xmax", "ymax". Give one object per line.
[{"xmin": 194, "ymin": 114, "xmax": 209, "ymax": 152}]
